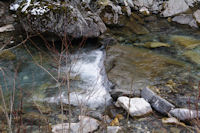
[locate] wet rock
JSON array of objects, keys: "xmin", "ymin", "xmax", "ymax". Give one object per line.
[
  {"xmin": 116, "ymin": 96, "xmax": 152, "ymax": 117},
  {"xmin": 141, "ymin": 87, "xmax": 175, "ymax": 115},
  {"xmin": 105, "ymin": 44, "xmax": 187, "ymax": 95},
  {"xmin": 193, "ymin": 10, "xmax": 200, "ymax": 26},
  {"xmin": 183, "ymin": 50, "xmax": 200, "ymax": 65},
  {"xmin": 143, "ymin": 42, "xmax": 170, "ymax": 48},
  {"xmin": 172, "ymin": 14, "xmax": 198, "ymax": 28},
  {"xmin": 12, "ymin": 0, "xmax": 106, "ymax": 38},
  {"xmin": 162, "ymin": 0, "xmax": 190, "ymax": 17},
  {"xmin": 169, "ymin": 108, "xmax": 200, "ymax": 121},
  {"xmin": 52, "ymin": 116, "xmax": 99, "ymax": 133},
  {"xmin": 0, "ymin": 24, "xmax": 15, "ymax": 33},
  {"xmin": 107, "ymin": 126, "xmax": 122, "ymax": 133},
  {"xmin": 0, "ymin": 50, "xmax": 16, "ymax": 60},
  {"xmin": 171, "ymin": 35, "xmax": 200, "ymax": 49}
]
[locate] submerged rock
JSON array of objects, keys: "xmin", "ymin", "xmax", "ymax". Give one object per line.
[
  {"xmin": 105, "ymin": 44, "xmax": 186, "ymax": 96},
  {"xmin": 183, "ymin": 50, "xmax": 200, "ymax": 65},
  {"xmin": 171, "ymin": 35, "xmax": 200, "ymax": 49},
  {"xmin": 143, "ymin": 42, "xmax": 170, "ymax": 48},
  {"xmin": 141, "ymin": 87, "xmax": 175, "ymax": 115},
  {"xmin": 126, "ymin": 21, "xmax": 149, "ymax": 35},
  {"xmin": 169, "ymin": 108, "xmax": 200, "ymax": 121},
  {"xmin": 116, "ymin": 96, "xmax": 152, "ymax": 117},
  {"xmin": 52, "ymin": 116, "xmax": 99, "ymax": 133}
]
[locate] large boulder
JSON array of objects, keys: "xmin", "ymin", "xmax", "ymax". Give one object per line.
[
  {"xmin": 10, "ymin": 0, "xmax": 106, "ymax": 38},
  {"xmin": 162, "ymin": 0, "xmax": 190, "ymax": 17}
]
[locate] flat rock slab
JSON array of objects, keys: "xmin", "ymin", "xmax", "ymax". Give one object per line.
[
  {"xmin": 116, "ymin": 96, "xmax": 152, "ymax": 117},
  {"xmin": 169, "ymin": 108, "xmax": 200, "ymax": 121},
  {"xmin": 141, "ymin": 87, "xmax": 175, "ymax": 115},
  {"xmin": 52, "ymin": 116, "xmax": 99, "ymax": 133}
]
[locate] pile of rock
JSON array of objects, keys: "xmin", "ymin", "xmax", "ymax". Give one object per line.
[{"xmin": 114, "ymin": 87, "xmax": 200, "ymax": 122}]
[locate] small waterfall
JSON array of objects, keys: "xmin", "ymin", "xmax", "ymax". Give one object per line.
[{"xmin": 48, "ymin": 49, "xmax": 112, "ymax": 108}]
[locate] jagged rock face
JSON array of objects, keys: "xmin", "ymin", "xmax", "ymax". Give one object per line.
[
  {"xmin": 10, "ymin": 0, "xmax": 200, "ymax": 38},
  {"xmin": 11, "ymin": 0, "xmax": 106, "ymax": 38}
]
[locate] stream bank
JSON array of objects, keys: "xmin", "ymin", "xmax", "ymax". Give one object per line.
[{"xmin": 0, "ymin": 0, "xmax": 200, "ymax": 132}]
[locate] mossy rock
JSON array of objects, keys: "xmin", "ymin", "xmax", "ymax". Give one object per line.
[
  {"xmin": 143, "ymin": 42, "xmax": 170, "ymax": 48},
  {"xmin": 0, "ymin": 50, "xmax": 16, "ymax": 60},
  {"xmin": 183, "ymin": 50, "xmax": 200, "ymax": 65},
  {"xmin": 171, "ymin": 35, "xmax": 200, "ymax": 49}
]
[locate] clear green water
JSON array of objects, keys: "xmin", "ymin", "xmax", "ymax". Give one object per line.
[{"xmin": 0, "ymin": 17, "xmax": 200, "ymax": 132}]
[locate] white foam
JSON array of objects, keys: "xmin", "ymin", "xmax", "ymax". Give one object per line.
[{"xmin": 48, "ymin": 50, "xmax": 111, "ymax": 108}]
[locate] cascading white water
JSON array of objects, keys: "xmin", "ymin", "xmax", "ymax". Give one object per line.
[{"xmin": 48, "ymin": 49, "xmax": 112, "ymax": 108}]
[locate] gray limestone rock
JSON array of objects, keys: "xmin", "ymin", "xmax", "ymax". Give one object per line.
[{"xmin": 141, "ymin": 87, "xmax": 175, "ymax": 115}]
